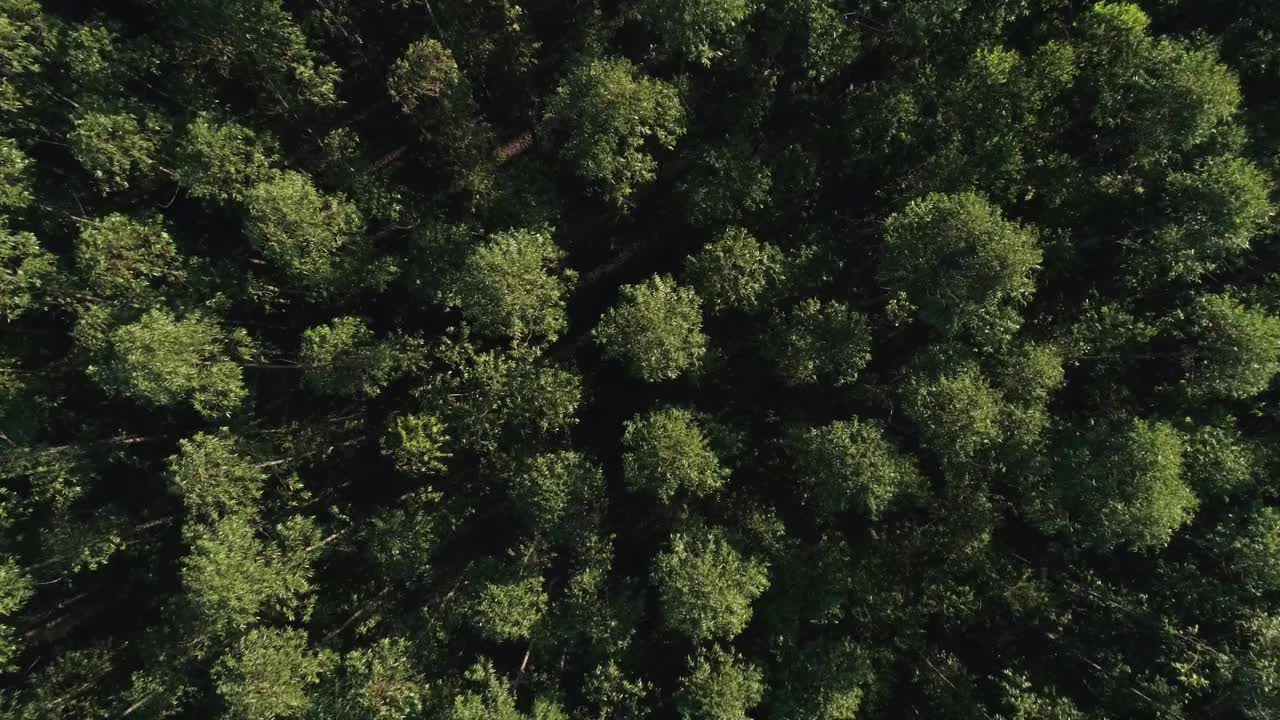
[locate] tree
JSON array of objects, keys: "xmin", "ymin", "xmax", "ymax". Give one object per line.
[
  {"xmin": 450, "ymin": 660, "xmax": 525, "ymax": 720},
  {"xmin": 880, "ymin": 192, "xmax": 1042, "ymax": 348},
  {"xmin": 467, "ymin": 566, "xmax": 548, "ymax": 642},
  {"xmin": 88, "ymin": 309, "xmax": 249, "ymax": 418},
  {"xmin": 168, "ymin": 432, "xmax": 265, "ymax": 522},
  {"xmin": 622, "ymin": 408, "xmax": 730, "ymax": 503},
  {"xmin": 1156, "ymin": 156, "xmax": 1274, "ymax": 279},
  {"xmin": 1075, "ymin": 2, "xmax": 1242, "ymax": 172},
  {"xmin": 678, "ymin": 144, "xmax": 772, "ymax": 227},
  {"xmin": 1229, "ymin": 508, "xmax": 1280, "ymax": 597},
  {"xmin": 0, "ymin": 556, "xmax": 32, "ymax": 670},
  {"xmin": 386, "ymin": 37, "xmax": 497, "ymax": 201},
  {"xmin": 901, "ymin": 362, "xmax": 1004, "ymax": 465},
  {"xmin": 382, "ymin": 414, "xmax": 451, "ymax": 476},
  {"xmin": 164, "ymin": 0, "xmax": 342, "ymax": 110},
  {"xmin": 511, "ymin": 450, "xmax": 605, "ymax": 532},
  {"xmin": 68, "ymin": 111, "xmax": 163, "ymax": 193},
  {"xmin": 685, "ymin": 227, "xmax": 784, "ymax": 314},
  {"xmin": 427, "ymin": 340, "xmax": 582, "ymax": 455},
  {"xmin": 767, "ymin": 640, "xmax": 874, "ymax": 720},
  {"xmin": 299, "ymin": 317, "xmax": 402, "ymax": 397},
  {"xmin": 999, "ymin": 673, "xmax": 1087, "ymax": 720},
  {"xmin": 544, "ymin": 57, "xmax": 686, "ymax": 207},
  {"xmin": 9, "ymin": 3, "xmax": 1280, "ymax": 719},
  {"xmin": 653, "ymin": 526, "xmax": 769, "ymax": 641},
  {"xmin": 444, "ymin": 228, "xmax": 575, "ymax": 345},
  {"xmin": 243, "ymin": 171, "xmax": 364, "ymax": 290},
  {"xmin": 181, "ymin": 514, "xmax": 318, "ymax": 639},
  {"xmin": 635, "ymin": 0, "xmax": 757, "ymax": 65},
  {"xmin": 0, "ymin": 136, "xmax": 32, "ymax": 210},
  {"xmin": 793, "ymin": 419, "xmax": 921, "ymax": 517},
  {"xmin": 584, "ymin": 661, "xmax": 653, "ymax": 720},
  {"xmin": 675, "ymin": 646, "xmax": 765, "ymax": 720},
  {"xmin": 1182, "ymin": 293, "xmax": 1280, "ymax": 400},
  {"xmin": 1183, "ymin": 422, "xmax": 1255, "ymax": 498},
  {"xmin": 1233, "ymin": 612, "xmax": 1280, "ymax": 720},
  {"xmin": 338, "ymin": 638, "xmax": 426, "ymax": 720},
  {"xmin": 177, "ymin": 114, "xmax": 277, "ymax": 202},
  {"xmin": 769, "ymin": 300, "xmax": 872, "ymax": 387},
  {"xmin": 761, "ymin": 0, "xmax": 860, "ymax": 83},
  {"xmin": 0, "ymin": 226, "xmax": 54, "ymax": 321},
  {"xmin": 387, "ymin": 38, "xmax": 462, "ymax": 114},
  {"xmin": 595, "ymin": 275, "xmax": 707, "ymax": 382},
  {"xmin": 361, "ymin": 489, "xmax": 443, "ymax": 585},
  {"xmin": 75, "ymin": 213, "xmax": 182, "ymax": 301},
  {"xmin": 1048, "ymin": 418, "xmax": 1196, "ymax": 550},
  {"xmin": 0, "ymin": 0, "xmax": 46, "ymax": 115},
  {"xmin": 213, "ymin": 627, "xmax": 336, "ymax": 720}
]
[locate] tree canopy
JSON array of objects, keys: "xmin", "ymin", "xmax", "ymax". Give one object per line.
[{"xmin": 5, "ymin": 1, "xmax": 1280, "ymax": 718}]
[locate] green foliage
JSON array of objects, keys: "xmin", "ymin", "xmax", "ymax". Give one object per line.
[
  {"xmin": 89, "ymin": 309, "xmax": 248, "ymax": 418},
  {"xmin": 675, "ymin": 646, "xmax": 765, "ymax": 720},
  {"xmin": 0, "ymin": 136, "xmax": 32, "ymax": 209},
  {"xmin": 999, "ymin": 673, "xmax": 1087, "ymax": 720},
  {"xmin": 545, "ymin": 57, "xmax": 686, "ymax": 207},
  {"xmin": 880, "ymin": 192, "xmax": 1042, "ymax": 347},
  {"xmin": 622, "ymin": 407, "xmax": 729, "ymax": 502},
  {"xmin": 382, "ymin": 413, "xmax": 451, "ymax": 475},
  {"xmin": 0, "ymin": 227, "xmax": 54, "ymax": 321},
  {"xmin": 299, "ymin": 317, "xmax": 402, "ymax": 397},
  {"xmin": 1183, "ymin": 293, "xmax": 1280, "ymax": 400},
  {"xmin": 511, "ymin": 450, "xmax": 605, "ymax": 530},
  {"xmin": 445, "ymin": 228, "xmax": 575, "ymax": 344},
  {"xmin": 76, "ymin": 214, "xmax": 181, "ymax": 301},
  {"xmin": 770, "ymin": 299, "xmax": 872, "ymax": 387},
  {"xmin": 768, "ymin": 641, "xmax": 874, "ymax": 720},
  {"xmin": 68, "ymin": 111, "xmax": 162, "ymax": 192},
  {"xmin": 450, "ymin": 660, "xmax": 525, "ymax": 720},
  {"xmin": 1050, "ymin": 418, "xmax": 1196, "ymax": 550},
  {"xmin": 1163, "ymin": 156, "xmax": 1273, "ymax": 261},
  {"xmin": 584, "ymin": 661, "xmax": 653, "ymax": 720},
  {"xmin": 0, "ymin": 0, "xmax": 46, "ymax": 114},
  {"xmin": 7, "ymin": 3, "xmax": 1280, "ymax": 719},
  {"xmin": 166, "ymin": 0, "xmax": 341, "ymax": 109},
  {"xmin": 429, "ymin": 341, "xmax": 582, "ymax": 454},
  {"xmin": 243, "ymin": 171, "xmax": 364, "ymax": 289},
  {"xmin": 902, "ymin": 363, "xmax": 1004, "ymax": 464},
  {"xmin": 181, "ymin": 514, "xmax": 317, "ymax": 638},
  {"xmin": 636, "ymin": 0, "xmax": 757, "ymax": 65},
  {"xmin": 595, "ymin": 275, "xmax": 707, "ymax": 382},
  {"xmin": 653, "ymin": 526, "xmax": 769, "ymax": 640},
  {"xmin": 8, "ymin": 647, "xmax": 116, "ymax": 720},
  {"xmin": 993, "ymin": 342, "xmax": 1065, "ymax": 404},
  {"xmin": 1183, "ymin": 423, "xmax": 1255, "ymax": 497},
  {"xmin": 0, "ymin": 556, "xmax": 32, "ymax": 670},
  {"xmin": 1230, "ymin": 508, "xmax": 1280, "ymax": 597},
  {"xmin": 1234, "ymin": 613, "xmax": 1280, "ymax": 719},
  {"xmin": 468, "ymin": 568, "xmax": 548, "ymax": 641},
  {"xmin": 679, "ymin": 145, "xmax": 772, "ymax": 227},
  {"xmin": 388, "ymin": 38, "xmax": 462, "ymax": 113},
  {"xmin": 168, "ymin": 432, "xmax": 265, "ymax": 522},
  {"xmin": 340, "ymin": 638, "xmax": 426, "ymax": 720},
  {"xmin": 1077, "ymin": 2, "xmax": 1242, "ymax": 169},
  {"xmin": 362, "ymin": 489, "xmax": 442, "ymax": 584},
  {"xmin": 685, "ymin": 227, "xmax": 784, "ymax": 314},
  {"xmin": 178, "ymin": 115, "xmax": 277, "ymax": 201},
  {"xmin": 213, "ymin": 627, "xmax": 336, "ymax": 720},
  {"xmin": 793, "ymin": 419, "xmax": 921, "ymax": 517}
]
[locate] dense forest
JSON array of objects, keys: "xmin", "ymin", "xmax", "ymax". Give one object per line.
[{"xmin": 3, "ymin": 0, "xmax": 1280, "ymax": 717}]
